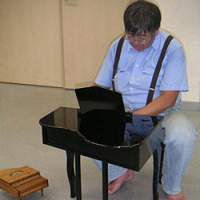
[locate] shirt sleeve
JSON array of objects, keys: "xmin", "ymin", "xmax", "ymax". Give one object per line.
[
  {"xmin": 160, "ymin": 43, "xmax": 189, "ymax": 92},
  {"xmin": 95, "ymin": 39, "xmax": 119, "ymax": 88}
]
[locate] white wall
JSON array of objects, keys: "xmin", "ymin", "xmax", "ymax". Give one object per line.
[
  {"xmin": 0, "ymin": 0, "xmax": 64, "ymax": 87},
  {"xmin": 157, "ymin": 0, "xmax": 200, "ymax": 102},
  {"xmin": 0, "ymin": 0, "xmax": 199, "ymax": 102}
]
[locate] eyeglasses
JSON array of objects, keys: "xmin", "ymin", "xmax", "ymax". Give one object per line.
[{"xmin": 126, "ymin": 32, "xmax": 155, "ymax": 45}]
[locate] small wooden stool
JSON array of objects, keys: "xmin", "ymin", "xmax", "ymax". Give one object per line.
[{"xmin": 0, "ymin": 166, "xmax": 48, "ymax": 200}]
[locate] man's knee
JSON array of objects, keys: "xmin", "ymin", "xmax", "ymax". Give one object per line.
[{"xmin": 162, "ymin": 112, "xmax": 198, "ymax": 145}]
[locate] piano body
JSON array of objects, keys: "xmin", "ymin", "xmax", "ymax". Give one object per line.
[
  {"xmin": 39, "ymin": 86, "xmax": 161, "ymax": 200},
  {"xmin": 40, "ymin": 107, "xmax": 152, "ymax": 169}
]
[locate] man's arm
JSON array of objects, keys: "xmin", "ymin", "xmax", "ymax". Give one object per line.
[{"xmin": 133, "ymin": 91, "xmax": 179, "ymax": 116}]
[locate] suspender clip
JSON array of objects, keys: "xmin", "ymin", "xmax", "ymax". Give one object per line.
[{"xmin": 149, "ymin": 88, "xmax": 155, "ymax": 91}]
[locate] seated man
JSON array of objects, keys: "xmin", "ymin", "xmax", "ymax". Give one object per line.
[{"xmin": 95, "ymin": 1, "xmax": 198, "ymax": 199}]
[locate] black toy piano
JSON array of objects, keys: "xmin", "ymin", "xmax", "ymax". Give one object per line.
[{"xmin": 39, "ymin": 86, "xmax": 162, "ymax": 200}]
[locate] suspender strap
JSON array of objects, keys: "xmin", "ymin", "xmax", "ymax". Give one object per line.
[
  {"xmin": 111, "ymin": 34, "xmax": 173, "ymax": 126},
  {"xmin": 146, "ymin": 35, "xmax": 173, "ymax": 105},
  {"xmin": 112, "ymin": 36, "xmax": 125, "ymax": 91},
  {"xmin": 146, "ymin": 35, "xmax": 173, "ymax": 126}
]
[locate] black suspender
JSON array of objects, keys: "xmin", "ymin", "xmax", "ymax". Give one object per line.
[
  {"xmin": 112, "ymin": 36, "xmax": 125, "ymax": 91},
  {"xmin": 146, "ymin": 35, "xmax": 173, "ymax": 105},
  {"xmin": 112, "ymin": 35, "xmax": 173, "ymax": 106}
]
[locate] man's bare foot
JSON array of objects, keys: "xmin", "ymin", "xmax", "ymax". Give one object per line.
[
  {"xmin": 108, "ymin": 170, "xmax": 134, "ymax": 195},
  {"xmin": 167, "ymin": 193, "xmax": 186, "ymax": 200}
]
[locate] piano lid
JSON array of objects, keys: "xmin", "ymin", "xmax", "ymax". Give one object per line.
[{"xmin": 75, "ymin": 86, "xmax": 125, "ymax": 114}]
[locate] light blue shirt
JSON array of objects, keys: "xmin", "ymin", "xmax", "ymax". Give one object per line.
[{"xmin": 95, "ymin": 31, "xmax": 188, "ymax": 112}]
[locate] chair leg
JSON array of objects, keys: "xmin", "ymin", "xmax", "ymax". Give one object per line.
[
  {"xmin": 41, "ymin": 188, "xmax": 44, "ymax": 196},
  {"xmin": 159, "ymin": 143, "xmax": 165, "ymax": 184},
  {"xmin": 153, "ymin": 150, "xmax": 159, "ymax": 200}
]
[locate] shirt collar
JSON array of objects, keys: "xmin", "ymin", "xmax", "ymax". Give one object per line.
[{"xmin": 151, "ymin": 32, "xmax": 161, "ymax": 50}]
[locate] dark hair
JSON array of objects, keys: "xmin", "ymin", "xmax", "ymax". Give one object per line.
[{"xmin": 124, "ymin": 0, "xmax": 161, "ymax": 35}]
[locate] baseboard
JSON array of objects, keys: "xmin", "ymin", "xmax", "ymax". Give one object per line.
[{"xmin": 181, "ymin": 101, "xmax": 200, "ymax": 111}]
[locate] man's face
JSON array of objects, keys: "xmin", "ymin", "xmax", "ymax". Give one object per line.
[{"xmin": 126, "ymin": 31, "xmax": 158, "ymax": 51}]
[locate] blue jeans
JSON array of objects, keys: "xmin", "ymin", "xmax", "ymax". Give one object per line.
[{"xmin": 94, "ymin": 111, "xmax": 198, "ymax": 195}]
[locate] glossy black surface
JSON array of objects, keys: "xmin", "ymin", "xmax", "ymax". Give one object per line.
[
  {"xmin": 40, "ymin": 107, "xmax": 156, "ymax": 170},
  {"xmin": 75, "ymin": 86, "xmax": 125, "ymax": 114},
  {"xmin": 79, "ymin": 109, "xmax": 125, "ymax": 146},
  {"xmin": 39, "ymin": 87, "xmax": 163, "ymax": 200},
  {"xmin": 40, "ymin": 107, "xmax": 146, "ymax": 146}
]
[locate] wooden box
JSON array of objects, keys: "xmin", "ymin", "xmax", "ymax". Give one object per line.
[{"xmin": 0, "ymin": 166, "xmax": 48, "ymax": 200}]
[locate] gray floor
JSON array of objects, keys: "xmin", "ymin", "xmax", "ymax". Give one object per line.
[{"xmin": 0, "ymin": 83, "xmax": 199, "ymax": 200}]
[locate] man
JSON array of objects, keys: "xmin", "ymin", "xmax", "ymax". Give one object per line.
[{"xmin": 95, "ymin": 1, "xmax": 198, "ymax": 199}]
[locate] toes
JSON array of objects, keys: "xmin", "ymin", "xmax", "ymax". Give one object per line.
[
  {"xmin": 108, "ymin": 170, "xmax": 135, "ymax": 195},
  {"xmin": 167, "ymin": 194, "xmax": 186, "ymax": 200},
  {"xmin": 108, "ymin": 181, "xmax": 121, "ymax": 194}
]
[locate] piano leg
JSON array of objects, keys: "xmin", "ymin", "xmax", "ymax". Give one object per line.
[
  {"xmin": 153, "ymin": 150, "xmax": 159, "ymax": 200},
  {"xmin": 102, "ymin": 161, "xmax": 108, "ymax": 200},
  {"xmin": 66, "ymin": 151, "xmax": 76, "ymax": 198},
  {"xmin": 75, "ymin": 153, "xmax": 82, "ymax": 200}
]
